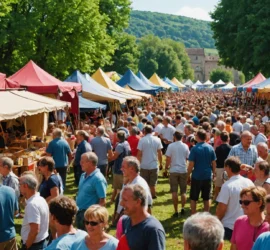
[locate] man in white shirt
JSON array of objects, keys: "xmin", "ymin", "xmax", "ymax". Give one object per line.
[
  {"xmin": 262, "ymin": 111, "xmax": 270, "ymax": 123},
  {"xmin": 232, "ymin": 116, "xmax": 243, "ymax": 135},
  {"xmin": 160, "ymin": 116, "xmax": 176, "ymax": 154},
  {"xmin": 241, "ymin": 116, "xmax": 251, "ymax": 132},
  {"xmin": 250, "ymin": 125, "xmax": 267, "ymax": 145},
  {"xmin": 19, "ymin": 174, "xmax": 49, "ymax": 250},
  {"xmin": 175, "ymin": 115, "xmax": 185, "ymax": 133},
  {"xmin": 165, "ymin": 131, "xmax": 189, "ymax": 217},
  {"xmin": 216, "ymin": 156, "xmax": 254, "ymax": 241},
  {"xmin": 137, "ymin": 125, "xmax": 163, "ymax": 198},
  {"xmin": 153, "ymin": 115, "xmax": 164, "ymax": 136},
  {"xmin": 114, "ymin": 156, "xmax": 153, "ymax": 223}
]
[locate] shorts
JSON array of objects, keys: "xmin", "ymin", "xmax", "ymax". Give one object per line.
[
  {"xmin": 169, "ymin": 173, "xmax": 188, "ymax": 194},
  {"xmin": 190, "ymin": 178, "xmax": 212, "ymax": 201},
  {"xmin": 215, "ymin": 168, "xmax": 224, "ymax": 187},
  {"xmin": 140, "ymin": 168, "xmax": 158, "ymax": 186},
  {"xmin": 113, "ymin": 174, "xmax": 123, "ymax": 190}
]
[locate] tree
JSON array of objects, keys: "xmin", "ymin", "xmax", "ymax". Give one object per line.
[
  {"xmin": 211, "ymin": 0, "xmax": 270, "ymax": 76},
  {"xmin": 210, "ymin": 68, "xmax": 233, "ymax": 83},
  {"xmin": 163, "ymin": 38, "xmax": 194, "ymax": 80},
  {"xmin": 239, "ymin": 72, "xmax": 245, "ymax": 84},
  {"xmin": 104, "ymin": 33, "xmax": 140, "ymax": 75},
  {"xmin": 0, "ymin": 0, "xmax": 16, "ymax": 17},
  {"xmin": 99, "ymin": 0, "xmax": 131, "ymax": 35},
  {"xmin": 0, "ymin": 0, "xmax": 116, "ymax": 78}
]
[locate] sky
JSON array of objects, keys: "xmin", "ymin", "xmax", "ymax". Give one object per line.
[{"xmin": 131, "ymin": 0, "xmax": 220, "ymax": 21}]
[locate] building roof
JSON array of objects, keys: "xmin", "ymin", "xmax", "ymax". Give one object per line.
[{"xmin": 186, "ymin": 48, "xmax": 205, "ymax": 56}]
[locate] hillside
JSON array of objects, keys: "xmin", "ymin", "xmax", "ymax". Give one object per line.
[{"xmin": 126, "ymin": 10, "xmax": 215, "ymax": 49}]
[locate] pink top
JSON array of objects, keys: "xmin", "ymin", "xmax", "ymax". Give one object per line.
[
  {"xmin": 231, "ymin": 215, "xmax": 269, "ymax": 250},
  {"xmin": 116, "ymin": 216, "xmax": 124, "ymax": 240}
]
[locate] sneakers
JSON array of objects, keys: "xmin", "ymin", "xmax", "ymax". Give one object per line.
[{"xmin": 172, "ymin": 212, "xmax": 179, "ymax": 218}]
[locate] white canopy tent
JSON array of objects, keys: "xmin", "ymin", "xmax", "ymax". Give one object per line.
[
  {"xmin": 0, "ymin": 91, "xmax": 70, "ymax": 137},
  {"xmin": 215, "ymin": 79, "xmax": 226, "ymax": 85},
  {"xmin": 221, "ymin": 82, "xmax": 236, "ymax": 90},
  {"xmin": 183, "ymin": 79, "xmax": 193, "ymax": 86},
  {"xmin": 192, "ymin": 80, "xmax": 203, "ymax": 89}
]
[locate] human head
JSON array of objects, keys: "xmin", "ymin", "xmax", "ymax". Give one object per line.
[
  {"xmin": 257, "ymin": 142, "xmax": 269, "ymax": 160},
  {"xmin": 240, "ymin": 131, "xmax": 253, "ymax": 149},
  {"xmin": 220, "ymin": 131, "xmax": 229, "ymax": 143},
  {"xmin": 259, "ymin": 123, "xmax": 267, "ymax": 134},
  {"xmin": 0, "ymin": 157, "xmax": 13, "ymax": 177},
  {"xmin": 163, "ymin": 116, "xmax": 171, "ymax": 127},
  {"xmin": 224, "ymin": 156, "xmax": 241, "ymax": 175},
  {"xmin": 38, "ymin": 156, "xmax": 55, "ymax": 175},
  {"xmin": 120, "ymin": 184, "xmax": 147, "ymax": 217},
  {"xmin": 144, "ymin": 125, "xmax": 153, "ymax": 135},
  {"xmin": 84, "ymin": 205, "xmax": 109, "ymax": 233},
  {"xmin": 174, "ymin": 131, "xmax": 183, "ymax": 141},
  {"xmin": 254, "ymin": 160, "xmax": 269, "ymax": 179},
  {"xmin": 250, "ymin": 125, "xmax": 259, "ymax": 136},
  {"xmin": 183, "ymin": 212, "xmax": 224, "ymax": 250},
  {"xmin": 216, "ymin": 121, "xmax": 225, "ymax": 132},
  {"xmin": 265, "ymin": 195, "xmax": 270, "ymax": 223},
  {"xmin": 184, "ymin": 124, "xmax": 194, "ymax": 136},
  {"xmin": 76, "ymin": 130, "xmax": 89, "ymax": 143},
  {"xmin": 240, "ymin": 186, "xmax": 267, "ymax": 214},
  {"xmin": 121, "ymin": 156, "xmax": 140, "ymax": 179},
  {"xmin": 80, "ymin": 152, "xmax": 98, "ymax": 173},
  {"xmin": 19, "ymin": 174, "xmax": 38, "ymax": 198},
  {"xmin": 52, "ymin": 128, "xmax": 62, "ymax": 139},
  {"xmin": 49, "ymin": 196, "xmax": 77, "ymax": 227},
  {"xmin": 196, "ymin": 129, "xmax": 207, "ymax": 142},
  {"xmin": 117, "ymin": 130, "xmax": 126, "ymax": 143},
  {"xmin": 97, "ymin": 126, "xmax": 105, "ymax": 136}
]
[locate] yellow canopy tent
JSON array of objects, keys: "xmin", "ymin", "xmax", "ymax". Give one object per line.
[
  {"xmin": 92, "ymin": 69, "xmax": 150, "ymax": 99},
  {"xmin": 171, "ymin": 77, "xmax": 186, "ymax": 88},
  {"xmin": 149, "ymin": 73, "xmax": 171, "ymax": 89}
]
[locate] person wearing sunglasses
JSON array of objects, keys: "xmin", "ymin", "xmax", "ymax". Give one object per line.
[
  {"xmin": 71, "ymin": 205, "xmax": 118, "ymax": 250},
  {"xmin": 230, "ymin": 186, "xmax": 269, "ymax": 250},
  {"xmin": 252, "ymin": 194, "xmax": 270, "ymax": 250}
]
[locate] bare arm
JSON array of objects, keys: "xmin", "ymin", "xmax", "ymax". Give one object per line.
[
  {"xmin": 46, "ymin": 187, "xmax": 59, "ymax": 203},
  {"xmin": 212, "ymin": 160, "xmax": 217, "ymax": 177},
  {"xmin": 108, "ymin": 151, "xmax": 120, "ymax": 162},
  {"xmin": 137, "ymin": 150, "xmax": 142, "ymax": 162},
  {"xmin": 230, "ymin": 243, "xmax": 237, "ymax": 250},
  {"xmin": 158, "ymin": 149, "xmax": 163, "ymax": 166},
  {"xmin": 187, "ymin": 161, "xmax": 195, "ymax": 177},
  {"xmin": 99, "ymin": 198, "xmax": 106, "ymax": 207},
  {"xmin": 25, "ymin": 223, "xmax": 40, "ymax": 249},
  {"xmin": 165, "ymin": 156, "xmax": 171, "ymax": 170},
  {"xmin": 263, "ymin": 183, "xmax": 270, "ymax": 195},
  {"xmin": 216, "ymin": 202, "xmax": 228, "ymax": 221},
  {"xmin": 107, "ymin": 149, "xmax": 113, "ymax": 159}
]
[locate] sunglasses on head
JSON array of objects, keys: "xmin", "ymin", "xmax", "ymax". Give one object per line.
[
  {"xmin": 83, "ymin": 220, "xmax": 102, "ymax": 226},
  {"xmin": 239, "ymin": 200, "xmax": 256, "ymax": 206}
]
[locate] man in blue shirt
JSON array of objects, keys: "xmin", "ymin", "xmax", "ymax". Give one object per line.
[
  {"xmin": 75, "ymin": 152, "xmax": 107, "ymax": 230},
  {"xmin": 188, "ymin": 129, "xmax": 217, "ymax": 214},
  {"xmin": 0, "ymin": 185, "xmax": 18, "ymax": 250},
  {"xmin": 73, "ymin": 130, "xmax": 92, "ymax": 185},
  {"xmin": 46, "ymin": 128, "xmax": 72, "ymax": 189},
  {"xmin": 46, "ymin": 196, "xmax": 87, "ymax": 250}
]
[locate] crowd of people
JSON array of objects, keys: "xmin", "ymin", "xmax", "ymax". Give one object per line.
[{"xmin": 1, "ymin": 90, "xmax": 270, "ymax": 250}]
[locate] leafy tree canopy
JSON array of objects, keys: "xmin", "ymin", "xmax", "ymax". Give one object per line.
[
  {"xmin": 211, "ymin": 0, "xmax": 270, "ymax": 77},
  {"xmin": 104, "ymin": 32, "xmax": 140, "ymax": 75},
  {"xmin": 0, "ymin": 0, "xmax": 131, "ymax": 78},
  {"xmin": 126, "ymin": 10, "xmax": 215, "ymax": 49},
  {"xmin": 138, "ymin": 35, "xmax": 194, "ymax": 80},
  {"xmin": 210, "ymin": 68, "xmax": 233, "ymax": 83}
]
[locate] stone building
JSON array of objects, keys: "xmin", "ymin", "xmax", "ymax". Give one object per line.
[{"xmin": 186, "ymin": 48, "xmax": 241, "ymax": 85}]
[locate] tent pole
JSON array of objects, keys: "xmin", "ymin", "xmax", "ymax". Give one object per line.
[
  {"xmin": 0, "ymin": 122, "xmax": 6, "ymax": 146},
  {"xmin": 24, "ymin": 117, "xmax": 28, "ymax": 149}
]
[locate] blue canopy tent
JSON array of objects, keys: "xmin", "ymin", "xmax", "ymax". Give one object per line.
[
  {"xmin": 137, "ymin": 71, "xmax": 163, "ymax": 92},
  {"xmin": 65, "ymin": 70, "xmax": 126, "ymax": 103},
  {"xmin": 78, "ymin": 95, "xmax": 106, "ymax": 111},
  {"xmin": 251, "ymin": 78, "xmax": 270, "ymax": 93},
  {"xmin": 163, "ymin": 77, "xmax": 179, "ymax": 91},
  {"xmin": 117, "ymin": 69, "xmax": 157, "ymax": 95}
]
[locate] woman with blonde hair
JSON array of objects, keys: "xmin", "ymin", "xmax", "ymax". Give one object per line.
[{"xmin": 71, "ymin": 205, "xmax": 118, "ymax": 249}]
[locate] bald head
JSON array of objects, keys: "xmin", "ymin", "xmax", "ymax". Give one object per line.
[{"xmin": 257, "ymin": 142, "xmax": 268, "ymax": 160}]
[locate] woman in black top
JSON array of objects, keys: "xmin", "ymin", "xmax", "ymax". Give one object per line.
[{"xmin": 38, "ymin": 156, "xmax": 62, "ymax": 203}]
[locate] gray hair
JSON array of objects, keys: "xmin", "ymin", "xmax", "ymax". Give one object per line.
[
  {"xmin": 97, "ymin": 126, "xmax": 105, "ymax": 136},
  {"xmin": 76, "ymin": 130, "xmax": 89, "ymax": 140},
  {"xmin": 257, "ymin": 142, "xmax": 268, "ymax": 150},
  {"xmin": 53, "ymin": 128, "xmax": 63, "ymax": 138},
  {"xmin": 183, "ymin": 212, "xmax": 224, "ymax": 250},
  {"xmin": 123, "ymin": 184, "xmax": 147, "ymax": 207},
  {"xmin": 123, "ymin": 156, "xmax": 140, "ymax": 173},
  {"xmin": 0, "ymin": 157, "xmax": 14, "ymax": 170},
  {"xmin": 20, "ymin": 174, "xmax": 38, "ymax": 190},
  {"xmin": 82, "ymin": 152, "xmax": 98, "ymax": 166},
  {"xmin": 130, "ymin": 126, "xmax": 138, "ymax": 136},
  {"xmin": 217, "ymin": 120, "xmax": 225, "ymax": 129}
]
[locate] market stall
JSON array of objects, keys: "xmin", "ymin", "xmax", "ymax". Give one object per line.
[{"xmin": 0, "ymin": 90, "xmax": 70, "ymax": 176}]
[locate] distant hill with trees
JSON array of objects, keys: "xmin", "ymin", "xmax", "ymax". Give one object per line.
[{"xmin": 126, "ymin": 10, "xmax": 215, "ymax": 49}]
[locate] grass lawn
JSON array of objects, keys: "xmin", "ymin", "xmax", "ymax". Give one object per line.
[{"xmin": 15, "ymin": 168, "xmax": 231, "ymax": 249}]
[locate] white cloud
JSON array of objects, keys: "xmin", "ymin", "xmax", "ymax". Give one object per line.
[{"xmin": 175, "ymin": 6, "xmax": 212, "ymax": 21}]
